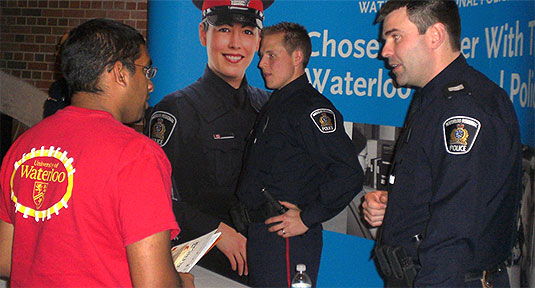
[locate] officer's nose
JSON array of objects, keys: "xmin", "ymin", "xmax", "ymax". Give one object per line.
[
  {"xmin": 381, "ymin": 41, "xmax": 393, "ymax": 59},
  {"xmin": 229, "ymin": 29, "xmax": 241, "ymax": 49},
  {"xmin": 258, "ymin": 55, "xmax": 267, "ymax": 69}
]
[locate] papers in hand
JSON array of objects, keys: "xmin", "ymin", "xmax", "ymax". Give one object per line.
[{"xmin": 171, "ymin": 229, "xmax": 222, "ymax": 273}]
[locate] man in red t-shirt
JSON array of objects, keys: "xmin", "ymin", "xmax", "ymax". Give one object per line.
[{"xmin": 0, "ymin": 18, "xmax": 193, "ymax": 287}]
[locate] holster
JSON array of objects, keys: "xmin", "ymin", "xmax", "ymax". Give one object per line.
[
  {"xmin": 229, "ymin": 202, "xmax": 250, "ymax": 235},
  {"xmin": 374, "ymin": 245, "xmax": 419, "ymax": 287},
  {"xmin": 229, "ymin": 188, "xmax": 288, "ymax": 235}
]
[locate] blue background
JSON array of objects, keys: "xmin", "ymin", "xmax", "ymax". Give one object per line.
[{"xmin": 148, "ymin": 0, "xmax": 534, "ymax": 146}]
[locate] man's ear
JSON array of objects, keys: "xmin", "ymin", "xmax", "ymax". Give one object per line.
[
  {"xmin": 292, "ymin": 49, "xmax": 304, "ymax": 67},
  {"xmin": 427, "ymin": 22, "xmax": 447, "ymax": 49},
  {"xmin": 111, "ymin": 61, "xmax": 128, "ymax": 87},
  {"xmin": 199, "ymin": 22, "xmax": 207, "ymax": 47}
]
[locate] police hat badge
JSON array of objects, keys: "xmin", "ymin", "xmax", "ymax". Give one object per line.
[{"xmin": 193, "ymin": 0, "xmax": 274, "ymax": 29}]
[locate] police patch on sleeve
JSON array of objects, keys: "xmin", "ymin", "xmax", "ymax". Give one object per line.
[
  {"xmin": 310, "ymin": 108, "xmax": 336, "ymax": 133},
  {"xmin": 149, "ymin": 111, "xmax": 177, "ymax": 147},
  {"xmin": 443, "ymin": 116, "xmax": 481, "ymax": 155}
]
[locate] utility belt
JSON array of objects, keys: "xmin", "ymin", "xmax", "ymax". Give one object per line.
[
  {"xmin": 230, "ymin": 188, "xmax": 288, "ymax": 235},
  {"xmin": 374, "ymin": 244, "xmax": 419, "ymax": 287},
  {"xmin": 465, "ymin": 262, "xmax": 508, "ymax": 288},
  {"xmin": 375, "ymin": 240, "xmax": 508, "ymax": 288}
]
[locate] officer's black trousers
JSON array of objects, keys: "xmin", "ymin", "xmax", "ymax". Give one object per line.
[{"xmin": 247, "ymin": 222, "xmax": 322, "ymax": 287}]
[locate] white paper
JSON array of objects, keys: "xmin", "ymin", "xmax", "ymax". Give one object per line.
[{"xmin": 171, "ymin": 229, "xmax": 221, "ymax": 273}]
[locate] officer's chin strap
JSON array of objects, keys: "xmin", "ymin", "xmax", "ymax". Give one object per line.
[{"xmin": 286, "ymin": 238, "xmax": 291, "ymax": 288}]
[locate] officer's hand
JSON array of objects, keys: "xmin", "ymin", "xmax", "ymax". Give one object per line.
[
  {"xmin": 178, "ymin": 272, "xmax": 195, "ymax": 288},
  {"xmin": 215, "ymin": 222, "xmax": 248, "ymax": 276},
  {"xmin": 362, "ymin": 190, "xmax": 388, "ymax": 227},
  {"xmin": 265, "ymin": 201, "xmax": 309, "ymax": 238}
]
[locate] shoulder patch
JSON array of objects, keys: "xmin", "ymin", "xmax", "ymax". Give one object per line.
[
  {"xmin": 310, "ymin": 108, "xmax": 336, "ymax": 133},
  {"xmin": 149, "ymin": 111, "xmax": 177, "ymax": 147},
  {"xmin": 443, "ymin": 116, "xmax": 481, "ymax": 155}
]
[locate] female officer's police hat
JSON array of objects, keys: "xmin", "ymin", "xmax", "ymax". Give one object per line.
[{"xmin": 193, "ymin": 0, "xmax": 274, "ymax": 29}]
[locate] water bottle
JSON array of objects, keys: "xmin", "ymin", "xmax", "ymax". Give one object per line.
[{"xmin": 291, "ymin": 264, "xmax": 312, "ymax": 288}]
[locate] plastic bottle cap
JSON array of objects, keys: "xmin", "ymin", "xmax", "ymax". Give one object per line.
[{"xmin": 296, "ymin": 264, "xmax": 306, "ymax": 272}]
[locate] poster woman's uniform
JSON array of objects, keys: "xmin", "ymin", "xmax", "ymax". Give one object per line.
[{"xmin": 147, "ymin": 67, "xmax": 268, "ymax": 282}]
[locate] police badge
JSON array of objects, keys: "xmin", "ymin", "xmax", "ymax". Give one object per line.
[
  {"xmin": 310, "ymin": 108, "xmax": 336, "ymax": 133},
  {"xmin": 231, "ymin": 0, "xmax": 250, "ymax": 6},
  {"xmin": 443, "ymin": 116, "xmax": 481, "ymax": 155},
  {"xmin": 152, "ymin": 118, "xmax": 166, "ymax": 140},
  {"xmin": 149, "ymin": 111, "xmax": 177, "ymax": 147}
]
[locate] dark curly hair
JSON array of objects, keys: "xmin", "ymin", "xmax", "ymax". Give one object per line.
[{"xmin": 61, "ymin": 18, "xmax": 145, "ymax": 94}]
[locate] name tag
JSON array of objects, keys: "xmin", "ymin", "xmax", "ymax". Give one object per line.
[{"xmin": 213, "ymin": 133, "xmax": 235, "ymax": 140}]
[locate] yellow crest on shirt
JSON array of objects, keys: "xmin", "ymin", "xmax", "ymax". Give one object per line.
[
  {"xmin": 32, "ymin": 181, "xmax": 48, "ymax": 209},
  {"xmin": 449, "ymin": 124, "xmax": 469, "ymax": 145}
]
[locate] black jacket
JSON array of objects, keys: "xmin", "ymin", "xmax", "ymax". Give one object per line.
[
  {"xmin": 236, "ymin": 74, "xmax": 364, "ymax": 228},
  {"xmin": 147, "ymin": 66, "xmax": 269, "ymax": 242},
  {"xmin": 381, "ymin": 55, "xmax": 522, "ymax": 286}
]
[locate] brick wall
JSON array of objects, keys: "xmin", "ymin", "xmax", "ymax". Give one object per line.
[{"xmin": 0, "ymin": 0, "xmax": 149, "ymax": 92}]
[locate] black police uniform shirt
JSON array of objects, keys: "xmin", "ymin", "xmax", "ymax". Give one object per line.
[
  {"xmin": 236, "ymin": 73, "xmax": 364, "ymax": 230},
  {"xmin": 146, "ymin": 66, "xmax": 269, "ymax": 242},
  {"xmin": 380, "ymin": 55, "xmax": 522, "ymax": 286},
  {"xmin": 236, "ymin": 74, "xmax": 363, "ymax": 287}
]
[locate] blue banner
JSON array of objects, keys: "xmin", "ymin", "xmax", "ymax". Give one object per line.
[{"xmin": 148, "ymin": 0, "xmax": 534, "ymax": 146}]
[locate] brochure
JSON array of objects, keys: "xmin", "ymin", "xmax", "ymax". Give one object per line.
[{"xmin": 171, "ymin": 229, "xmax": 221, "ymax": 273}]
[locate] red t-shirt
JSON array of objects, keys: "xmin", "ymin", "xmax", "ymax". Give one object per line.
[{"xmin": 0, "ymin": 106, "xmax": 179, "ymax": 287}]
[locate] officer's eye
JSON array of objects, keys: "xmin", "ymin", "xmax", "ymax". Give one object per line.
[
  {"xmin": 218, "ymin": 27, "xmax": 230, "ymax": 33},
  {"xmin": 243, "ymin": 29, "xmax": 254, "ymax": 35}
]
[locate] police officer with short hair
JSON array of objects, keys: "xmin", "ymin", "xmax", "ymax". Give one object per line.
[
  {"xmin": 362, "ymin": 0, "xmax": 522, "ymax": 287},
  {"xmin": 236, "ymin": 22, "xmax": 364, "ymax": 287},
  {"xmin": 146, "ymin": 0, "xmax": 272, "ymax": 284}
]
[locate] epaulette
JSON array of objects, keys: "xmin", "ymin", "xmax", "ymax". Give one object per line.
[{"xmin": 442, "ymin": 81, "xmax": 472, "ymax": 100}]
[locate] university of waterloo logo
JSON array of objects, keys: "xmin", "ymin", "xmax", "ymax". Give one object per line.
[
  {"xmin": 10, "ymin": 146, "xmax": 76, "ymax": 222},
  {"xmin": 33, "ymin": 181, "xmax": 48, "ymax": 209}
]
